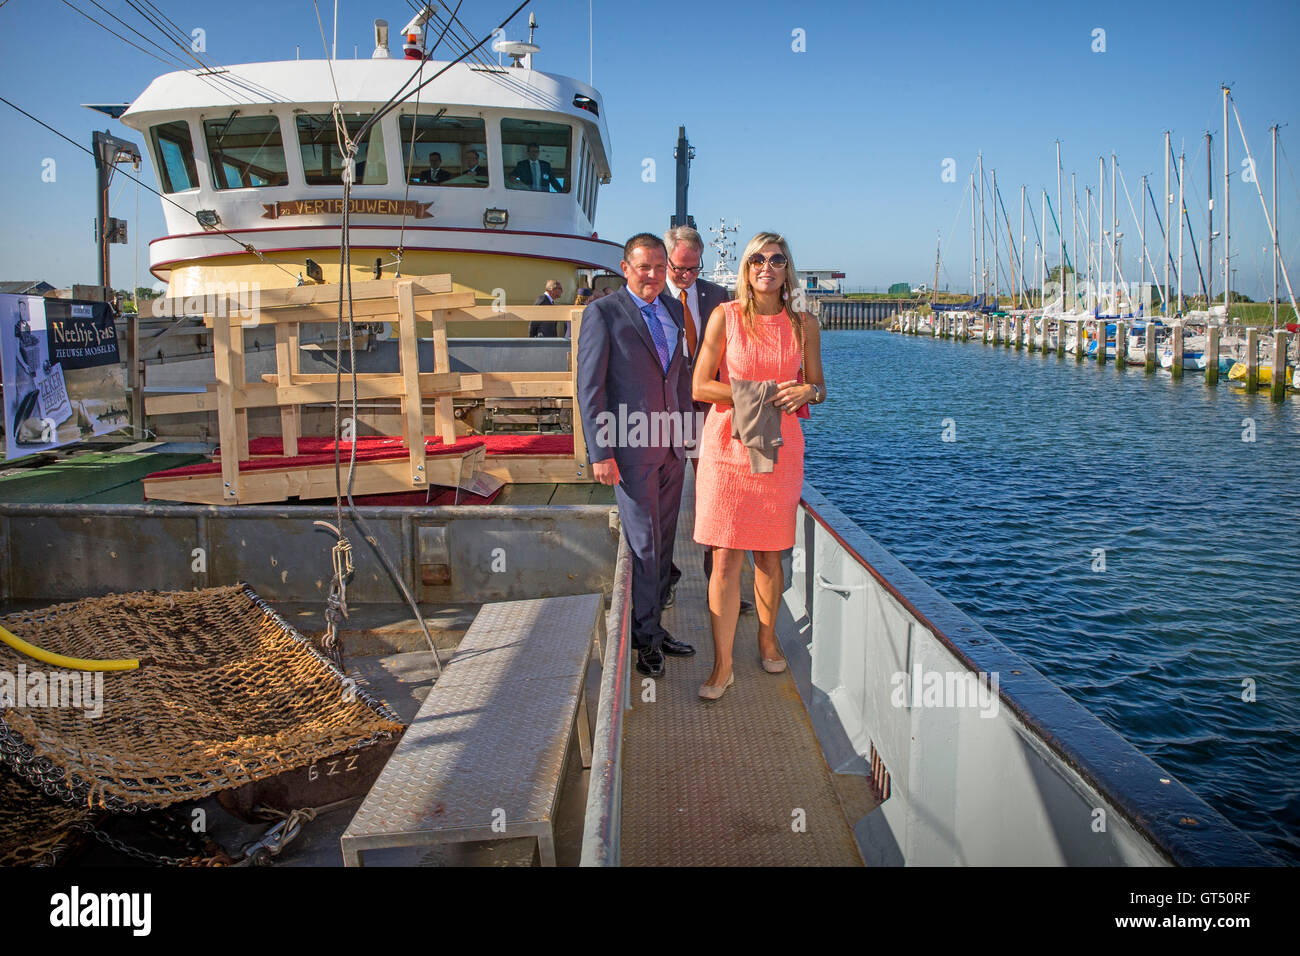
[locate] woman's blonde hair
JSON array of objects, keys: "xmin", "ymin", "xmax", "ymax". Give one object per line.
[{"xmin": 735, "ymin": 231, "xmax": 802, "ymax": 345}]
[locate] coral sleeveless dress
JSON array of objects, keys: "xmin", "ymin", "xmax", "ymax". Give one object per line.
[{"xmin": 693, "ymin": 301, "xmax": 805, "ymax": 552}]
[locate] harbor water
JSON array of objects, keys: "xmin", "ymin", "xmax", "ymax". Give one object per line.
[{"xmin": 804, "ymin": 329, "xmax": 1300, "ymax": 864}]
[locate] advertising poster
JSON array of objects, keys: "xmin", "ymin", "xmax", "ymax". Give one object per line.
[{"xmin": 1, "ymin": 294, "xmax": 128, "ymax": 460}]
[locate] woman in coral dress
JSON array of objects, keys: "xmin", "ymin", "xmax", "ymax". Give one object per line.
[{"xmin": 692, "ymin": 232, "xmax": 826, "ymax": 700}]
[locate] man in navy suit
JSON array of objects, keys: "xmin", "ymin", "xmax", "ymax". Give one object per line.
[
  {"xmin": 576, "ymin": 233, "xmax": 696, "ymax": 676},
  {"xmin": 509, "ymin": 143, "xmax": 557, "ymax": 191}
]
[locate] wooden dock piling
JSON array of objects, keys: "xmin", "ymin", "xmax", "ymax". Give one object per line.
[
  {"xmin": 1116, "ymin": 320, "xmax": 1127, "ymax": 366},
  {"xmin": 1096, "ymin": 321, "xmax": 1107, "ymax": 366},
  {"xmin": 1245, "ymin": 328, "xmax": 1259, "ymax": 393},
  {"xmin": 1272, "ymin": 331, "xmax": 1289, "ymax": 402},
  {"xmin": 1145, "ymin": 324, "xmax": 1157, "ymax": 373},
  {"xmin": 1074, "ymin": 319, "xmax": 1085, "ymax": 362},
  {"xmin": 1206, "ymin": 327, "xmax": 1220, "ymax": 385},
  {"xmin": 1171, "ymin": 323, "xmax": 1184, "ymax": 380}
]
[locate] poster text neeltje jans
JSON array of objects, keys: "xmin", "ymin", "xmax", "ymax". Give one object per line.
[{"xmin": 0, "ymin": 294, "xmax": 129, "ymax": 460}]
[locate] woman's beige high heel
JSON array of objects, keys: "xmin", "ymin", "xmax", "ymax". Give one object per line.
[
  {"xmin": 761, "ymin": 657, "xmax": 787, "ymax": 674},
  {"xmin": 699, "ymin": 673, "xmax": 735, "ymax": 700}
]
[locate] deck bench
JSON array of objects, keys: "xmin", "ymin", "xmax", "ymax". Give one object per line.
[{"xmin": 340, "ymin": 592, "xmax": 603, "ymax": 866}]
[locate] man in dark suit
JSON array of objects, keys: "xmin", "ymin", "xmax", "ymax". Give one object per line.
[
  {"xmin": 577, "ymin": 233, "xmax": 696, "ymax": 677},
  {"xmin": 661, "ymin": 226, "xmax": 752, "ymax": 611},
  {"xmin": 528, "ymin": 279, "xmax": 565, "ymax": 337},
  {"xmin": 461, "ymin": 149, "xmax": 488, "ymax": 183},
  {"xmin": 412, "ymin": 152, "xmax": 451, "ymax": 184},
  {"xmin": 509, "ymin": 143, "xmax": 557, "ymax": 191}
]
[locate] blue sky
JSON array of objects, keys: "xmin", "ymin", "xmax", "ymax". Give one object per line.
[{"xmin": 1, "ymin": 0, "xmax": 1297, "ymax": 299}]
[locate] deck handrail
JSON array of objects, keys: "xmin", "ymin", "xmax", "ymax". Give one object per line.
[{"xmin": 579, "ymin": 529, "xmax": 633, "ymax": 866}]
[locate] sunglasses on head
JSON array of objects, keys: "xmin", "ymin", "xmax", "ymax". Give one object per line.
[{"xmin": 748, "ymin": 253, "xmax": 788, "ymax": 268}]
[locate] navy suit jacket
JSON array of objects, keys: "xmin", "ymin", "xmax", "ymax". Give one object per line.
[
  {"xmin": 511, "ymin": 158, "xmax": 556, "ymax": 190},
  {"xmin": 684, "ymin": 277, "xmax": 732, "ymax": 412},
  {"xmin": 576, "ymin": 287, "xmax": 694, "ymax": 468}
]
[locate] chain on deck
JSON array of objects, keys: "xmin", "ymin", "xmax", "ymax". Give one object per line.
[{"xmin": 618, "ymin": 467, "xmax": 864, "ymax": 866}]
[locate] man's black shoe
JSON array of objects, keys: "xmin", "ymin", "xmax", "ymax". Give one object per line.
[
  {"xmin": 635, "ymin": 647, "xmax": 665, "ymax": 677},
  {"xmin": 660, "ymin": 633, "xmax": 695, "ymax": 656},
  {"xmin": 740, "ymin": 600, "xmax": 755, "ymax": 614}
]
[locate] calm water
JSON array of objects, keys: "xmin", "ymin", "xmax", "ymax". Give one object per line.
[{"xmin": 803, "ymin": 330, "xmax": 1300, "ymax": 864}]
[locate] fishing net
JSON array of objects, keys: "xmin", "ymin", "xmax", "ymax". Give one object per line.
[
  {"xmin": 0, "ymin": 765, "xmax": 94, "ymax": 866},
  {"xmin": 0, "ymin": 585, "xmax": 404, "ymax": 818}
]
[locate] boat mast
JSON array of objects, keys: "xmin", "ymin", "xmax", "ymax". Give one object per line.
[
  {"xmin": 1071, "ymin": 173, "xmax": 1079, "ymax": 311},
  {"xmin": 1222, "ymin": 85, "xmax": 1231, "ymax": 312},
  {"xmin": 1056, "ymin": 140, "xmax": 1065, "ymax": 311},
  {"xmin": 1110, "ymin": 153, "xmax": 1117, "ymax": 313},
  {"xmin": 1229, "ymin": 102, "xmax": 1300, "ymax": 324},
  {"xmin": 1098, "ymin": 156, "xmax": 1105, "ymax": 313},
  {"xmin": 1163, "ymin": 132, "xmax": 1170, "ymax": 315},
  {"xmin": 1206, "ymin": 131, "xmax": 1213, "ymax": 307},
  {"xmin": 1085, "ymin": 186, "xmax": 1092, "ymax": 311},
  {"xmin": 1177, "ymin": 150, "xmax": 1185, "ymax": 313},
  {"xmin": 979, "ymin": 153, "xmax": 986, "ymax": 302},
  {"xmin": 1041, "ymin": 189, "xmax": 1047, "ymax": 309},
  {"xmin": 971, "ymin": 170, "xmax": 977, "ymax": 298},
  {"xmin": 1140, "ymin": 174, "xmax": 1148, "ymax": 313},
  {"xmin": 1273, "ymin": 124, "xmax": 1280, "ymax": 327},
  {"xmin": 933, "ymin": 232, "xmax": 941, "ymax": 306}
]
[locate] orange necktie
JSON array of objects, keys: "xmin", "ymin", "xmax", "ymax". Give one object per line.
[{"xmin": 679, "ymin": 289, "xmax": 698, "ymax": 358}]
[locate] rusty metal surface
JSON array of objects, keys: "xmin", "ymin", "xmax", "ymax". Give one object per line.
[
  {"xmin": 340, "ymin": 593, "xmax": 601, "ymax": 865},
  {"xmin": 619, "ymin": 472, "xmax": 863, "ymax": 867}
]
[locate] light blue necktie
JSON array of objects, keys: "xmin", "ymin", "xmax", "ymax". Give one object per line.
[{"xmin": 641, "ymin": 303, "xmax": 671, "ymax": 372}]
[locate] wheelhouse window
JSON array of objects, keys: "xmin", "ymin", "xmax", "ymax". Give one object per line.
[
  {"xmin": 296, "ymin": 113, "xmax": 387, "ymax": 185},
  {"xmin": 150, "ymin": 120, "xmax": 198, "ymax": 193},
  {"xmin": 203, "ymin": 114, "xmax": 288, "ymax": 189},
  {"xmin": 399, "ymin": 113, "xmax": 488, "ymax": 187},
  {"xmin": 501, "ymin": 119, "xmax": 571, "ymax": 193}
]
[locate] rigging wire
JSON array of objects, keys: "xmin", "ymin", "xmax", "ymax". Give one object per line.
[{"xmin": 0, "ymin": 94, "xmax": 300, "ymax": 283}]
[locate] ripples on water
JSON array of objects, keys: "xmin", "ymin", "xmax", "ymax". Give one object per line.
[{"xmin": 804, "ymin": 331, "xmax": 1300, "ymax": 863}]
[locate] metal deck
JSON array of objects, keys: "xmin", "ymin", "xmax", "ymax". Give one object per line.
[
  {"xmin": 340, "ymin": 594, "xmax": 602, "ymax": 866},
  {"xmin": 619, "ymin": 470, "xmax": 865, "ymax": 867}
]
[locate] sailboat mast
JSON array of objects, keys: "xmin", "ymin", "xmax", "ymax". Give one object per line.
[
  {"xmin": 1170, "ymin": 130, "xmax": 1180, "ymax": 316},
  {"xmin": 1110, "ymin": 153, "xmax": 1117, "ymax": 311},
  {"xmin": 1056, "ymin": 141, "xmax": 1065, "ymax": 309},
  {"xmin": 933, "ymin": 232, "xmax": 941, "ymax": 308},
  {"xmin": 1178, "ymin": 151, "xmax": 1185, "ymax": 313},
  {"xmin": 979, "ymin": 153, "xmax": 986, "ymax": 302},
  {"xmin": 1098, "ymin": 157, "xmax": 1105, "ymax": 312},
  {"xmin": 1071, "ymin": 173, "xmax": 1079, "ymax": 311},
  {"xmin": 1140, "ymin": 174, "xmax": 1148, "ymax": 312},
  {"xmin": 1223, "ymin": 85, "xmax": 1231, "ymax": 311},
  {"xmin": 1273, "ymin": 124, "xmax": 1280, "ymax": 327},
  {"xmin": 971, "ymin": 170, "xmax": 977, "ymax": 298},
  {"xmin": 1206, "ymin": 131, "xmax": 1213, "ymax": 306},
  {"xmin": 1085, "ymin": 186, "xmax": 1093, "ymax": 311},
  {"xmin": 1041, "ymin": 189, "xmax": 1047, "ymax": 309}
]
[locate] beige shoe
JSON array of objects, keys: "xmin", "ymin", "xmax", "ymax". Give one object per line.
[
  {"xmin": 761, "ymin": 657, "xmax": 788, "ymax": 674},
  {"xmin": 699, "ymin": 673, "xmax": 735, "ymax": 700}
]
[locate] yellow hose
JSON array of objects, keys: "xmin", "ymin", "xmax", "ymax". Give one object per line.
[{"xmin": 0, "ymin": 623, "xmax": 139, "ymax": 672}]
